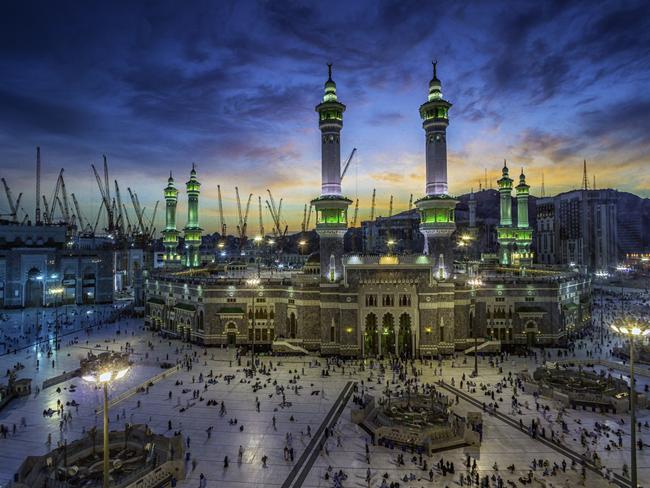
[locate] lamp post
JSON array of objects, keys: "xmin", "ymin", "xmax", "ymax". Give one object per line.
[
  {"xmin": 81, "ymin": 352, "xmax": 130, "ymax": 488},
  {"xmin": 610, "ymin": 320, "xmax": 650, "ymax": 488},
  {"xmin": 246, "ymin": 278, "xmax": 261, "ymax": 372},
  {"xmin": 468, "ymin": 277, "xmax": 483, "ymax": 376},
  {"xmin": 50, "ymin": 287, "xmax": 64, "ymax": 350}
]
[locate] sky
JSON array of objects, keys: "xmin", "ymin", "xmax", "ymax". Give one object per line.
[{"xmin": 1, "ymin": 0, "xmax": 649, "ymax": 233}]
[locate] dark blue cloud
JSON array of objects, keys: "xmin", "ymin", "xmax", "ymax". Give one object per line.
[{"xmin": 0, "ymin": 0, "xmax": 649, "ymax": 229}]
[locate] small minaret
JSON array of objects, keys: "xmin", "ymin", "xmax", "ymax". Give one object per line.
[
  {"xmin": 311, "ymin": 64, "xmax": 352, "ymax": 281},
  {"xmin": 162, "ymin": 172, "xmax": 180, "ymax": 264},
  {"xmin": 414, "ymin": 62, "xmax": 458, "ymax": 277},
  {"xmin": 183, "ymin": 164, "xmax": 202, "ymax": 268},
  {"xmin": 515, "ymin": 169, "xmax": 533, "ymax": 265},
  {"xmin": 496, "ymin": 161, "xmax": 514, "ymax": 265}
]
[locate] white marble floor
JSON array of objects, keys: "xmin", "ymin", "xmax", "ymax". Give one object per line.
[{"xmin": 0, "ymin": 307, "xmax": 648, "ymax": 488}]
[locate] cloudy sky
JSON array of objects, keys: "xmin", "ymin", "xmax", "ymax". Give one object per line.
[{"xmin": 1, "ymin": 0, "xmax": 649, "ymax": 233}]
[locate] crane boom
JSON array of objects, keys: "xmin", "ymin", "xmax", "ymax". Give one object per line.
[
  {"xmin": 306, "ymin": 204, "xmax": 313, "ymax": 230},
  {"xmin": 148, "ymin": 200, "xmax": 159, "ymax": 238},
  {"xmin": 71, "ymin": 193, "xmax": 86, "ymax": 231},
  {"xmin": 301, "ymin": 204, "xmax": 307, "ymax": 233},
  {"xmin": 122, "ymin": 203, "xmax": 132, "ymax": 235},
  {"xmin": 370, "ymin": 188, "xmax": 376, "ymax": 221},
  {"xmin": 235, "ymin": 187, "xmax": 243, "ymax": 231},
  {"xmin": 258, "ymin": 196, "xmax": 265, "ymax": 238},
  {"xmin": 59, "ymin": 171, "xmax": 71, "ymax": 224},
  {"xmin": 91, "ymin": 163, "xmax": 112, "ymax": 230},
  {"xmin": 114, "ymin": 180, "xmax": 124, "ymax": 235},
  {"xmin": 93, "ymin": 199, "xmax": 105, "ymax": 234},
  {"xmin": 48, "ymin": 169, "xmax": 63, "ymax": 222},
  {"xmin": 217, "ymin": 185, "xmax": 226, "ymax": 236},
  {"xmin": 408, "ymin": 193, "xmax": 413, "ymax": 210},
  {"xmin": 127, "ymin": 187, "xmax": 146, "ymax": 234},
  {"xmin": 388, "ymin": 195, "xmax": 393, "ymax": 218},
  {"xmin": 1, "ymin": 178, "xmax": 18, "ymax": 221},
  {"xmin": 35, "ymin": 147, "xmax": 41, "ymax": 225},
  {"xmin": 42, "ymin": 195, "xmax": 51, "ymax": 224},
  {"xmin": 340, "ymin": 147, "xmax": 357, "ymax": 181}
]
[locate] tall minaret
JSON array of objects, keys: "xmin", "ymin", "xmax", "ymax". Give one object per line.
[
  {"xmin": 162, "ymin": 172, "xmax": 180, "ymax": 264},
  {"xmin": 311, "ymin": 64, "xmax": 351, "ymax": 281},
  {"xmin": 496, "ymin": 161, "xmax": 514, "ymax": 265},
  {"xmin": 183, "ymin": 164, "xmax": 202, "ymax": 268},
  {"xmin": 515, "ymin": 169, "xmax": 533, "ymax": 265},
  {"xmin": 415, "ymin": 62, "xmax": 457, "ymax": 277}
]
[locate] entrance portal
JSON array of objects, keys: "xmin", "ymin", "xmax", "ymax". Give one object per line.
[
  {"xmin": 25, "ymin": 268, "xmax": 43, "ymax": 308},
  {"xmin": 381, "ymin": 313, "xmax": 395, "ymax": 356},
  {"xmin": 398, "ymin": 313, "xmax": 413, "ymax": 357},
  {"xmin": 364, "ymin": 313, "xmax": 378, "ymax": 356}
]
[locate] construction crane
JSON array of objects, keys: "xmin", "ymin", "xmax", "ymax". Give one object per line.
[
  {"xmin": 47, "ymin": 169, "xmax": 63, "ymax": 223},
  {"xmin": 42, "ymin": 195, "xmax": 51, "ymax": 224},
  {"xmin": 217, "ymin": 185, "xmax": 226, "ymax": 237},
  {"xmin": 91, "ymin": 157, "xmax": 114, "ymax": 233},
  {"xmin": 351, "ymin": 198, "xmax": 359, "ymax": 227},
  {"xmin": 340, "ymin": 148, "xmax": 357, "ymax": 181},
  {"xmin": 370, "ymin": 188, "xmax": 376, "ymax": 221},
  {"xmin": 235, "ymin": 187, "xmax": 253, "ymax": 247},
  {"xmin": 122, "ymin": 203, "xmax": 133, "ymax": 235},
  {"xmin": 146, "ymin": 200, "xmax": 159, "ymax": 239},
  {"xmin": 305, "ymin": 203, "xmax": 313, "ymax": 231},
  {"xmin": 301, "ymin": 204, "xmax": 308, "ymax": 233},
  {"xmin": 257, "ymin": 196, "xmax": 265, "ymax": 239},
  {"xmin": 388, "ymin": 195, "xmax": 394, "ymax": 218},
  {"xmin": 93, "ymin": 200, "xmax": 105, "ymax": 234},
  {"xmin": 59, "ymin": 171, "xmax": 71, "ymax": 224},
  {"xmin": 1, "ymin": 178, "xmax": 22, "ymax": 222},
  {"xmin": 265, "ymin": 189, "xmax": 288, "ymax": 241},
  {"xmin": 408, "ymin": 194, "xmax": 413, "ymax": 210},
  {"xmin": 71, "ymin": 193, "xmax": 87, "ymax": 233},
  {"xmin": 114, "ymin": 180, "xmax": 125, "ymax": 236},
  {"xmin": 127, "ymin": 187, "xmax": 146, "ymax": 235},
  {"xmin": 35, "ymin": 147, "xmax": 41, "ymax": 225}
]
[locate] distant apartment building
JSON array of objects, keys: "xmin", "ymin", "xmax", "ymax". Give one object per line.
[{"xmin": 535, "ymin": 189, "xmax": 618, "ymax": 269}]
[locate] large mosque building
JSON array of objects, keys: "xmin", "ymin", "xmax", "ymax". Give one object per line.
[{"xmin": 145, "ymin": 65, "xmax": 590, "ymax": 355}]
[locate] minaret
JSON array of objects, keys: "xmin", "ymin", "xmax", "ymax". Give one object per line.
[
  {"xmin": 311, "ymin": 64, "xmax": 352, "ymax": 281},
  {"xmin": 496, "ymin": 161, "xmax": 514, "ymax": 265},
  {"xmin": 162, "ymin": 172, "xmax": 180, "ymax": 264},
  {"xmin": 515, "ymin": 169, "xmax": 533, "ymax": 265},
  {"xmin": 415, "ymin": 61, "xmax": 457, "ymax": 277},
  {"xmin": 183, "ymin": 164, "xmax": 202, "ymax": 268}
]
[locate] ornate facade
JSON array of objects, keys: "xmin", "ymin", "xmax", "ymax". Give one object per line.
[{"xmin": 145, "ymin": 64, "xmax": 591, "ymax": 355}]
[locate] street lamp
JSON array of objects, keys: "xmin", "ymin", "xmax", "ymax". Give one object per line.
[
  {"xmin": 610, "ymin": 320, "xmax": 650, "ymax": 488},
  {"xmin": 81, "ymin": 352, "xmax": 130, "ymax": 488},
  {"xmin": 468, "ymin": 277, "xmax": 483, "ymax": 376},
  {"xmin": 246, "ymin": 278, "xmax": 261, "ymax": 372},
  {"xmin": 49, "ymin": 287, "xmax": 64, "ymax": 349}
]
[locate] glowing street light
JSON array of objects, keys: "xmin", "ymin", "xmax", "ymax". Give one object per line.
[
  {"xmin": 610, "ymin": 319, "xmax": 650, "ymax": 488},
  {"xmin": 81, "ymin": 352, "xmax": 130, "ymax": 488}
]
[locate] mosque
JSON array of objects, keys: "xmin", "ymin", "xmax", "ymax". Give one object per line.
[{"xmin": 144, "ymin": 64, "xmax": 591, "ymax": 356}]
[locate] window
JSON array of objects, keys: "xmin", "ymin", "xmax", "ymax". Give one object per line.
[
  {"xmin": 525, "ymin": 297, "xmax": 535, "ymax": 302},
  {"xmin": 256, "ymin": 298, "xmax": 266, "ymax": 303},
  {"xmin": 382, "ymin": 295, "xmax": 394, "ymax": 307},
  {"xmin": 227, "ymin": 297, "xmax": 236, "ymax": 303},
  {"xmin": 365, "ymin": 295, "xmax": 377, "ymax": 307},
  {"xmin": 495, "ymin": 297, "xmax": 505, "ymax": 302}
]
